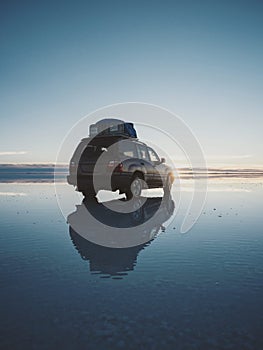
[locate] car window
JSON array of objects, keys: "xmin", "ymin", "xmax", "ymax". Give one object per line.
[
  {"xmin": 148, "ymin": 148, "xmax": 160, "ymax": 163},
  {"xmin": 118, "ymin": 141, "xmax": 136, "ymax": 158},
  {"xmin": 137, "ymin": 144, "xmax": 149, "ymax": 161}
]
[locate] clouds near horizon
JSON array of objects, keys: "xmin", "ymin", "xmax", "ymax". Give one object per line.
[{"xmin": 0, "ymin": 151, "xmax": 28, "ymax": 156}]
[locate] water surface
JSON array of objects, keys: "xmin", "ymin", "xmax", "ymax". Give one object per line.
[{"xmin": 0, "ymin": 178, "xmax": 262, "ymax": 349}]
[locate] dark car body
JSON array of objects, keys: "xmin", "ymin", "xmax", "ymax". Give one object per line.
[{"xmin": 67, "ymin": 135, "xmax": 174, "ymax": 197}]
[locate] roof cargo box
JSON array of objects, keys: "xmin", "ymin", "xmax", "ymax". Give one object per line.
[{"xmin": 89, "ymin": 118, "xmax": 137, "ymax": 138}]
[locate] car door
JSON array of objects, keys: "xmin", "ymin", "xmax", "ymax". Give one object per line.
[
  {"xmin": 147, "ymin": 147, "xmax": 166, "ymax": 186},
  {"xmin": 136, "ymin": 144, "xmax": 156, "ymax": 185}
]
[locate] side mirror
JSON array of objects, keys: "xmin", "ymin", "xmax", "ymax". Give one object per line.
[{"xmin": 161, "ymin": 157, "xmax": 166, "ymax": 163}]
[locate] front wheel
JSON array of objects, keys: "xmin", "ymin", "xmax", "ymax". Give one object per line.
[{"xmin": 125, "ymin": 176, "xmax": 142, "ymax": 200}]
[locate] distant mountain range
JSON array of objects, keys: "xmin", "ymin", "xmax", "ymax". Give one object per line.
[{"xmin": 0, "ymin": 164, "xmax": 67, "ymax": 183}]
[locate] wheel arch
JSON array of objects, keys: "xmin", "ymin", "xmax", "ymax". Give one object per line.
[{"xmin": 132, "ymin": 170, "xmax": 145, "ymax": 180}]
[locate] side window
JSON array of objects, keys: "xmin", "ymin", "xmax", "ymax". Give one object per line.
[
  {"xmin": 118, "ymin": 141, "xmax": 136, "ymax": 158},
  {"xmin": 137, "ymin": 144, "xmax": 149, "ymax": 161},
  {"xmin": 148, "ymin": 148, "xmax": 160, "ymax": 163}
]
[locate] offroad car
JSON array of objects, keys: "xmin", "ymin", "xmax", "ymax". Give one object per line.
[{"xmin": 67, "ymin": 119, "xmax": 174, "ymax": 199}]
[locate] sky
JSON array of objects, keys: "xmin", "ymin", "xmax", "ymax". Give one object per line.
[{"xmin": 0, "ymin": 0, "xmax": 263, "ymax": 167}]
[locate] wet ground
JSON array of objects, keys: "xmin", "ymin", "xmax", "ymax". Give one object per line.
[{"xmin": 0, "ymin": 178, "xmax": 263, "ymax": 349}]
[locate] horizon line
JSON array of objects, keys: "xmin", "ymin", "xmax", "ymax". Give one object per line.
[{"xmin": 0, "ymin": 163, "xmax": 263, "ymax": 171}]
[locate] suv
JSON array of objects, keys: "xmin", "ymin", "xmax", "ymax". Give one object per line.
[{"xmin": 67, "ymin": 129, "xmax": 174, "ymax": 199}]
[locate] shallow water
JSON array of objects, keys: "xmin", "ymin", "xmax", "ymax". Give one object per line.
[{"xmin": 0, "ymin": 179, "xmax": 263, "ymax": 349}]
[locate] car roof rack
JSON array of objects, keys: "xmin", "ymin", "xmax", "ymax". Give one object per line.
[{"xmin": 89, "ymin": 118, "xmax": 138, "ymax": 139}]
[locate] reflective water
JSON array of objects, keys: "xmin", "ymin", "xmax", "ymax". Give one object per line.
[{"xmin": 0, "ymin": 180, "xmax": 263, "ymax": 349}]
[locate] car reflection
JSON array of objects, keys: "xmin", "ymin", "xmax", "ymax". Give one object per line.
[{"xmin": 68, "ymin": 194, "xmax": 175, "ymax": 278}]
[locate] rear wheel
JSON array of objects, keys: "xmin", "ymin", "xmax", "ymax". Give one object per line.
[
  {"xmin": 82, "ymin": 188, "xmax": 96, "ymax": 199},
  {"xmin": 125, "ymin": 175, "xmax": 143, "ymax": 200}
]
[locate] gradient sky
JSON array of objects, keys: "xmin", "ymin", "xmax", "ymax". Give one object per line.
[{"xmin": 1, "ymin": 0, "xmax": 263, "ymax": 166}]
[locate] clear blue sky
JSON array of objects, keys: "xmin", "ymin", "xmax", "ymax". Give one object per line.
[{"xmin": 0, "ymin": 0, "xmax": 262, "ymax": 166}]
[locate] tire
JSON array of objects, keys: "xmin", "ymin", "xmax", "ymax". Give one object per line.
[
  {"xmin": 125, "ymin": 175, "xmax": 143, "ymax": 200},
  {"xmin": 164, "ymin": 174, "xmax": 172, "ymax": 195},
  {"xmin": 82, "ymin": 189, "xmax": 96, "ymax": 199}
]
